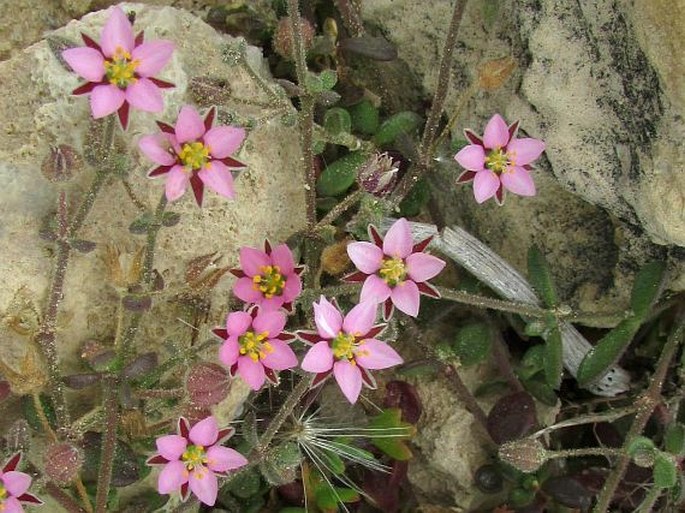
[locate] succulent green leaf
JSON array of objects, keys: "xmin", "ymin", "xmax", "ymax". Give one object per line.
[
  {"xmin": 518, "ymin": 345, "xmax": 547, "ymax": 381},
  {"xmin": 630, "ymin": 261, "xmax": 666, "ymax": 319},
  {"xmin": 452, "ymin": 323, "xmax": 492, "ymax": 366},
  {"xmin": 129, "ymin": 213, "xmax": 154, "ymax": 234},
  {"xmin": 527, "ymin": 245, "xmax": 558, "ymax": 307},
  {"xmin": 225, "ymin": 468, "xmax": 261, "ymax": 498},
  {"xmin": 348, "ymin": 99, "xmax": 380, "ymax": 135},
  {"xmin": 305, "ymin": 70, "xmax": 338, "ymax": 93},
  {"xmin": 522, "ymin": 377, "xmax": 558, "ymax": 406},
  {"xmin": 627, "ymin": 436, "xmax": 657, "ymax": 462},
  {"xmin": 653, "ymin": 452, "xmax": 678, "ymax": 488},
  {"xmin": 369, "ymin": 408, "xmax": 414, "ymax": 461},
  {"xmin": 665, "ymin": 424, "xmax": 685, "ymax": 456},
  {"xmin": 315, "ymin": 485, "xmax": 359, "ymax": 509},
  {"xmin": 323, "ymin": 107, "xmax": 352, "ymax": 136},
  {"xmin": 316, "ymin": 151, "xmax": 367, "ymax": 197},
  {"xmin": 544, "ymin": 325, "xmax": 564, "ymax": 389},
  {"xmin": 577, "ymin": 317, "xmax": 640, "ymax": 385},
  {"xmin": 373, "ymin": 111, "xmax": 422, "ymax": 146}
]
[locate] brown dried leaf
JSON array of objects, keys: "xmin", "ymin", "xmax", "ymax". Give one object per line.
[
  {"xmin": 3, "ymin": 287, "xmax": 41, "ymax": 336},
  {"xmin": 193, "ymin": 266, "xmax": 230, "ymax": 292},
  {"xmin": 185, "ymin": 252, "xmax": 219, "ymax": 285},
  {"xmin": 478, "ymin": 56, "xmax": 517, "ymax": 91}
]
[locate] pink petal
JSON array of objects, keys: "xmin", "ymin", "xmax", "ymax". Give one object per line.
[
  {"xmin": 355, "ymin": 339, "xmax": 403, "ymax": 369},
  {"xmin": 253, "ymin": 311, "xmax": 286, "ymax": 337},
  {"xmin": 226, "ymin": 311, "xmax": 252, "ymax": 336},
  {"xmin": 204, "ymin": 126, "xmax": 246, "ymax": 159},
  {"xmin": 473, "ymin": 169, "xmax": 500, "ymax": 203},
  {"xmin": 175, "ymin": 106, "xmax": 206, "ymax": 144},
  {"xmin": 3, "ymin": 497, "xmax": 24, "ymax": 513},
  {"xmin": 189, "ymin": 416, "xmax": 218, "ymax": 446},
  {"xmin": 164, "ymin": 165, "xmax": 190, "ymax": 202},
  {"xmin": 301, "ymin": 341, "xmax": 334, "ymax": 373},
  {"xmin": 483, "ymin": 114, "xmax": 510, "ymax": 149},
  {"xmin": 2, "ymin": 472, "xmax": 31, "ymax": 496},
  {"xmin": 501, "ymin": 166, "xmax": 536, "ymax": 196},
  {"xmin": 261, "ymin": 339, "xmax": 298, "ymax": 370},
  {"xmin": 507, "ymin": 138, "xmax": 545, "ymax": 166},
  {"xmin": 239, "ymin": 247, "xmax": 271, "ymax": 277},
  {"xmin": 347, "ymin": 242, "xmax": 383, "ymax": 274},
  {"xmin": 131, "ymin": 41, "xmax": 175, "ymax": 77},
  {"xmin": 100, "ymin": 6, "xmax": 135, "ymax": 57},
  {"xmin": 139, "ymin": 134, "xmax": 176, "ymax": 165},
  {"xmin": 126, "ymin": 78, "xmax": 163, "ymax": 112},
  {"xmin": 155, "ymin": 435, "xmax": 187, "ymax": 461},
  {"xmin": 342, "ymin": 301, "xmax": 377, "ymax": 336},
  {"xmin": 382, "ymin": 218, "xmax": 413, "ymax": 258},
  {"xmin": 360, "ymin": 275, "xmax": 392, "ymax": 304},
  {"xmin": 206, "ymin": 446, "xmax": 248, "ymax": 473},
  {"xmin": 233, "ymin": 276, "xmax": 262, "ymax": 303},
  {"xmin": 158, "ymin": 460, "xmax": 188, "ymax": 494},
  {"xmin": 281, "ymin": 273, "xmax": 302, "ymax": 302},
  {"xmin": 405, "ymin": 252, "xmax": 446, "ymax": 282},
  {"xmin": 198, "ymin": 161, "xmax": 235, "ymax": 199},
  {"xmin": 237, "ymin": 357, "xmax": 266, "ymax": 390},
  {"xmin": 62, "ymin": 47, "xmax": 105, "ymax": 82},
  {"xmin": 390, "ymin": 280, "xmax": 421, "ymax": 317},
  {"xmin": 270, "ymin": 244, "xmax": 295, "ymax": 275},
  {"xmin": 219, "ymin": 338, "xmax": 240, "ymax": 367},
  {"xmin": 90, "ymin": 84, "xmax": 125, "ymax": 118},
  {"xmin": 258, "ymin": 295, "xmax": 284, "ymax": 311},
  {"xmin": 313, "ymin": 296, "xmax": 343, "ymax": 338},
  {"xmin": 454, "ymin": 144, "xmax": 486, "ymax": 171},
  {"xmin": 333, "ymin": 360, "xmax": 362, "ymax": 403},
  {"xmin": 189, "ymin": 467, "xmax": 218, "ymax": 506}
]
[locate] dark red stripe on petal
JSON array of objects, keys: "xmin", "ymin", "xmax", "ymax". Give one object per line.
[
  {"xmin": 148, "ymin": 165, "xmax": 172, "ymax": 178},
  {"xmin": 220, "ymin": 157, "xmax": 246, "ymax": 168},
  {"xmin": 135, "ymin": 31, "xmax": 144, "ymax": 46},
  {"xmin": 249, "ymin": 305, "xmax": 260, "ymax": 318},
  {"xmin": 364, "ymin": 324, "xmax": 387, "ymax": 339},
  {"xmin": 296, "ymin": 331, "xmax": 321, "ymax": 345},
  {"xmin": 229, "ymin": 363, "xmax": 238, "ymax": 377},
  {"xmin": 263, "ymin": 239, "xmax": 272, "ymax": 254},
  {"xmin": 383, "ymin": 300, "xmax": 394, "ymax": 321},
  {"xmin": 72, "ymin": 82, "xmax": 98, "ymax": 95},
  {"xmin": 149, "ymin": 77, "xmax": 175, "ymax": 89},
  {"xmin": 117, "ymin": 102, "xmax": 130, "ymax": 130},
  {"xmin": 157, "ymin": 121, "xmax": 175, "ymax": 134},
  {"xmin": 181, "ymin": 482, "xmax": 190, "ymax": 501},
  {"xmin": 282, "ymin": 302, "xmax": 294, "ymax": 313},
  {"xmin": 311, "ymin": 371, "xmax": 332, "ymax": 388},
  {"xmin": 229, "ymin": 268, "xmax": 246, "ymax": 278},
  {"xmin": 360, "ymin": 367, "xmax": 377, "ymax": 389},
  {"xmin": 3, "ymin": 453, "xmax": 21, "ymax": 472},
  {"xmin": 456, "ymin": 170, "xmax": 477, "ymax": 184},
  {"xmin": 204, "ymin": 107, "xmax": 216, "ymax": 131},
  {"xmin": 464, "ymin": 129, "xmax": 483, "ymax": 146},
  {"xmin": 413, "ymin": 236, "xmax": 434, "ymax": 253},
  {"xmin": 265, "ymin": 368, "xmax": 279, "ymax": 385},
  {"xmin": 217, "ymin": 427, "xmax": 235, "ymax": 444},
  {"xmin": 146, "ymin": 455, "xmax": 169, "ymax": 465},
  {"xmin": 368, "ymin": 225, "xmax": 383, "ymax": 247},
  {"xmin": 294, "ymin": 265, "xmax": 305, "ymax": 276},
  {"xmin": 190, "ymin": 174, "xmax": 204, "ymax": 206},
  {"xmin": 495, "ymin": 186, "xmax": 504, "ymax": 206},
  {"xmin": 178, "ymin": 417, "xmax": 190, "ymax": 439},
  {"xmin": 342, "ymin": 271, "xmax": 367, "ymax": 283},
  {"xmin": 278, "ymin": 332, "xmax": 296, "ymax": 341},
  {"xmin": 81, "ymin": 33, "xmax": 101, "ymax": 52},
  {"xmin": 212, "ymin": 328, "xmax": 228, "ymax": 340},
  {"xmin": 17, "ymin": 493, "xmax": 43, "ymax": 505},
  {"xmin": 417, "ymin": 281, "xmax": 441, "ymax": 298},
  {"xmin": 508, "ymin": 120, "xmax": 520, "ymax": 141}
]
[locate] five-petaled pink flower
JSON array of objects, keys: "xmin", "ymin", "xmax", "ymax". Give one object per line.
[
  {"xmin": 230, "ymin": 241, "xmax": 303, "ymax": 312},
  {"xmin": 454, "ymin": 114, "xmax": 545, "ymax": 205},
  {"xmin": 214, "ymin": 306, "xmax": 298, "ymax": 390},
  {"xmin": 147, "ymin": 416, "xmax": 248, "ymax": 506},
  {"xmin": 0, "ymin": 453, "xmax": 43, "ymax": 512},
  {"xmin": 299, "ymin": 297, "xmax": 403, "ymax": 404},
  {"xmin": 345, "ymin": 218, "xmax": 445, "ymax": 319},
  {"xmin": 62, "ymin": 5, "xmax": 175, "ymax": 129},
  {"xmin": 140, "ymin": 105, "xmax": 247, "ymax": 205}
]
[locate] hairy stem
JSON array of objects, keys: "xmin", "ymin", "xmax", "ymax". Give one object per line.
[
  {"xmin": 94, "ymin": 378, "xmax": 119, "ymax": 513},
  {"xmin": 45, "ymin": 481, "xmax": 88, "ymax": 513},
  {"xmin": 436, "ymin": 285, "xmax": 550, "ymax": 318},
  {"xmin": 75, "ymin": 477, "xmax": 94, "ymax": 513},
  {"xmin": 316, "ymin": 190, "xmax": 364, "ymax": 229},
  {"xmin": 547, "ymin": 446, "xmax": 622, "ymax": 461}
]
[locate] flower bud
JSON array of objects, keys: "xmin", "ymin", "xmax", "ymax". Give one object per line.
[
  {"xmin": 498, "ymin": 437, "xmax": 548, "ymax": 473},
  {"xmin": 186, "ymin": 362, "xmax": 229, "ymax": 407},
  {"xmin": 357, "ymin": 152, "xmax": 398, "ymax": 197},
  {"xmin": 41, "ymin": 144, "xmax": 82, "ymax": 183},
  {"xmin": 273, "ymin": 16, "xmax": 315, "ymax": 60},
  {"xmin": 321, "ymin": 240, "xmax": 352, "ymax": 276},
  {"xmin": 44, "ymin": 442, "xmax": 83, "ymax": 485}
]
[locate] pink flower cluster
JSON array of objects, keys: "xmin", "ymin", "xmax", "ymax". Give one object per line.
[{"xmin": 0, "ymin": 453, "xmax": 43, "ymax": 512}]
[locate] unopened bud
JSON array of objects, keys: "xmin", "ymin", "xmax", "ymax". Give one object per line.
[
  {"xmin": 273, "ymin": 16, "xmax": 315, "ymax": 60},
  {"xmin": 321, "ymin": 240, "xmax": 352, "ymax": 276},
  {"xmin": 41, "ymin": 144, "xmax": 82, "ymax": 183},
  {"xmin": 498, "ymin": 437, "xmax": 548, "ymax": 473},
  {"xmin": 357, "ymin": 152, "xmax": 398, "ymax": 197},
  {"xmin": 186, "ymin": 362, "xmax": 229, "ymax": 407},
  {"xmin": 45, "ymin": 442, "xmax": 83, "ymax": 485}
]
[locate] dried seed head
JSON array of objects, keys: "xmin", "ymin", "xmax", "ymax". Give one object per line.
[
  {"xmin": 321, "ymin": 240, "xmax": 352, "ymax": 276},
  {"xmin": 44, "ymin": 442, "xmax": 83, "ymax": 485},
  {"xmin": 498, "ymin": 437, "xmax": 548, "ymax": 473},
  {"xmin": 41, "ymin": 144, "xmax": 82, "ymax": 183},
  {"xmin": 0, "ymin": 348, "xmax": 47, "ymax": 396},
  {"xmin": 478, "ymin": 56, "xmax": 517, "ymax": 91},
  {"xmin": 273, "ymin": 16, "xmax": 315, "ymax": 60},
  {"xmin": 186, "ymin": 362, "xmax": 229, "ymax": 407},
  {"xmin": 357, "ymin": 152, "xmax": 399, "ymax": 197}
]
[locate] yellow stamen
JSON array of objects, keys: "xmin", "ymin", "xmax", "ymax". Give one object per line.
[
  {"xmin": 379, "ymin": 257, "xmax": 407, "ymax": 287},
  {"xmin": 485, "ymin": 148, "xmax": 511, "ymax": 174},
  {"xmin": 332, "ymin": 332, "xmax": 358, "ymax": 362},
  {"xmin": 179, "ymin": 141, "xmax": 211, "ymax": 171},
  {"xmin": 251, "ymin": 265, "xmax": 286, "ymax": 298},
  {"xmin": 181, "ymin": 444, "xmax": 207, "ymax": 471},
  {"xmin": 239, "ymin": 331, "xmax": 273, "ymax": 362},
  {"xmin": 104, "ymin": 45, "xmax": 140, "ymax": 88}
]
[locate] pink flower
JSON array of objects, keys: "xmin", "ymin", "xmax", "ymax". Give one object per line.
[
  {"xmin": 230, "ymin": 241, "xmax": 303, "ymax": 312},
  {"xmin": 147, "ymin": 416, "xmax": 247, "ymax": 506},
  {"xmin": 454, "ymin": 114, "xmax": 545, "ymax": 205},
  {"xmin": 62, "ymin": 6, "xmax": 175, "ymax": 129},
  {"xmin": 0, "ymin": 453, "xmax": 43, "ymax": 512},
  {"xmin": 345, "ymin": 218, "xmax": 445, "ymax": 319},
  {"xmin": 213, "ymin": 306, "xmax": 298, "ymax": 390},
  {"xmin": 298, "ymin": 297, "xmax": 403, "ymax": 404},
  {"xmin": 140, "ymin": 105, "xmax": 247, "ymax": 205}
]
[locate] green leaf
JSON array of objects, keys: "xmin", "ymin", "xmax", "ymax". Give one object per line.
[
  {"xmin": 665, "ymin": 424, "xmax": 685, "ymax": 456},
  {"xmin": 653, "ymin": 452, "xmax": 678, "ymax": 488},
  {"xmin": 630, "ymin": 261, "xmax": 666, "ymax": 319},
  {"xmin": 315, "ymin": 485, "xmax": 359, "ymax": 509},
  {"xmin": 369, "ymin": 409, "xmax": 414, "ymax": 461},
  {"xmin": 323, "ymin": 108, "xmax": 352, "ymax": 136},
  {"xmin": 348, "ymin": 99, "xmax": 380, "ymax": 135},
  {"xmin": 21, "ymin": 394, "xmax": 56, "ymax": 433},
  {"xmin": 129, "ymin": 213, "xmax": 153, "ymax": 234},
  {"xmin": 305, "ymin": 70, "xmax": 338, "ymax": 93},
  {"xmin": 522, "ymin": 377, "xmax": 558, "ymax": 406},
  {"xmin": 518, "ymin": 345, "xmax": 547, "ymax": 381},
  {"xmin": 259, "ymin": 441, "xmax": 302, "ymax": 485},
  {"xmin": 452, "ymin": 323, "xmax": 492, "ymax": 366},
  {"xmin": 577, "ymin": 317, "xmax": 641, "ymax": 385},
  {"xmin": 627, "ymin": 436, "xmax": 657, "ymax": 467},
  {"xmin": 398, "ymin": 178, "xmax": 430, "ymax": 216},
  {"xmin": 527, "ymin": 245, "xmax": 558, "ymax": 307},
  {"xmin": 316, "ymin": 151, "xmax": 367, "ymax": 196},
  {"xmin": 161, "ymin": 211, "xmax": 181, "ymax": 227},
  {"xmin": 319, "ymin": 448, "xmax": 345, "ymax": 475},
  {"xmin": 544, "ymin": 325, "xmax": 563, "ymax": 389},
  {"xmin": 225, "ymin": 468, "xmax": 261, "ymax": 498},
  {"xmin": 373, "ymin": 111, "xmax": 422, "ymax": 146}
]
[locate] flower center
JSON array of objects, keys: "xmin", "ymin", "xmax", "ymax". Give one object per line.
[
  {"xmin": 181, "ymin": 444, "xmax": 207, "ymax": 471},
  {"xmin": 238, "ymin": 331, "xmax": 273, "ymax": 362},
  {"xmin": 379, "ymin": 257, "xmax": 406, "ymax": 287},
  {"xmin": 252, "ymin": 265, "xmax": 286, "ymax": 298},
  {"xmin": 332, "ymin": 332, "xmax": 358, "ymax": 361},
  {"xmin": 104, "ymin": 46, "xmax": 140, "ymax": 88},
  {"xmin": 179, "ymin": 142, "xmax": 211, "ymax": 171},
  {"xmin": 0, "ymin": 484, "xmax": 6, "ymax": 503},
  {"xmin": 485, "ymin": 148, "xmax": 510, "ymax": 175}
]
